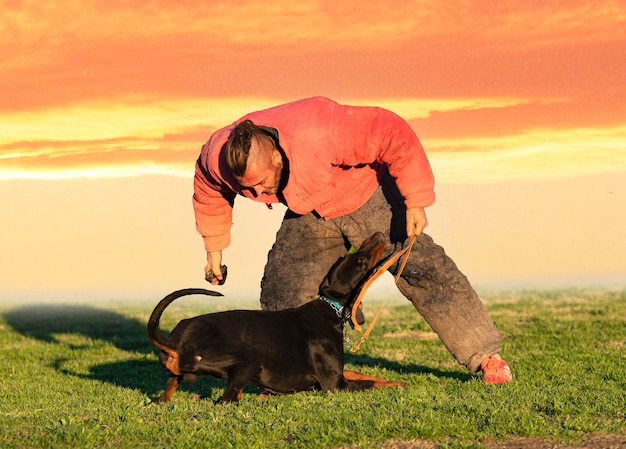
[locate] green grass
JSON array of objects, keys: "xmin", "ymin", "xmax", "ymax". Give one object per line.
[{"xmin": 1, "ymin": 288, "xmax": 624, "ymax": 448}]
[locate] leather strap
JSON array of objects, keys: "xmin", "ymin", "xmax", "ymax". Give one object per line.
[{"xmin": 348, "ymin": 234, "xmax": 416, "ymax": 351}]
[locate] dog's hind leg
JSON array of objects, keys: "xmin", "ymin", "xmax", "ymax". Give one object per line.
[
  {"xmin": 218, "ymin": 366, "xmax": 259, "ymax": 404},
  {"xmin": 216, "ymin": 349, "xmax": 262, "ymax": 404},
  {"xmin": 157, "ymin": 375, "xmax": 183, "ymax": 403},
  {"xmin": 218, "ymin": 384, "xmax": 244, "ymax": 403}
]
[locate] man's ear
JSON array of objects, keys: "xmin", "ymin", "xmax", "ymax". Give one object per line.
[{"xmin": 271, "ymin": 148, "xmax": 282, "ymax": 166}]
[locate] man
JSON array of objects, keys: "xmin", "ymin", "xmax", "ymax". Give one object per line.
[{"xmin": 193, "ymin": 96, "xmax": 512, "ymax": 383}]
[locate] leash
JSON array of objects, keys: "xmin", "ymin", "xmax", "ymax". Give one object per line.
[{"xmin": 348, "ymin": 234, "xmax": 416, "ymax": 352}]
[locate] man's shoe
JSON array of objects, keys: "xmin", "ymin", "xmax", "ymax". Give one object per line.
[{"xmin": 481, "ymin": 357, "xmax": 513, "ymax": 384}]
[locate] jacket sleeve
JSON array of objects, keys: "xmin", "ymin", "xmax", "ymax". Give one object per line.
[
  {"xmin": 332, "ymin": 104, "xmax": 436, "ymax": 209},
  {"xmin": 192, "ymin": 155, "xmax": 236, "ymax": 252}
]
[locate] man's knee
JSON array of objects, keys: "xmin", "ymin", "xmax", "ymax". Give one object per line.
[
  {"xmin": 260, "ymin": 267, "xmax": 322, "ymax": 310},
  {"xmin": 260, "ymin": 230, "xmax": 346, "ymax": 311}
]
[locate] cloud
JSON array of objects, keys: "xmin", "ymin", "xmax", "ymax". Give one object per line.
[
  {"xmin": 411, "ymin": 89, "xmax": 626, "ymax": 139},
  {"xmin": 351, "ymin": 96, "xmax": 536, "ymax": 121},
  {"xmin": 0, "ymin": 96, "xmax": 278, "ymax": 144},
  {"xmin": 2, "ymin": 1, "xmax": 625, "ymax": 111},
  {"xmin": 0, "ymin": 96, "xmax": 278, "ymax": 179},
  {"xmin": 2, "ymin": 0, "xmax": 624, "ymax": 182},
  {"xmin": 2, "ymin": 94, "xmax": 624, "ymax": 182},
  {"xmin": 428, "ymin": 125, "xmax": 626, "ymax": 182}
]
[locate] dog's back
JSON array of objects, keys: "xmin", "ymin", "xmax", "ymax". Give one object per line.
[{"xmin": 163, "ymin": 302, "xmax": 344, "ymax": 394}]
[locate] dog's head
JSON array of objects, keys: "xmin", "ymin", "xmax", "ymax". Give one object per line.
[{"xmin": 318, "ymin": 232, "xmax": 386, "ymax": 306}]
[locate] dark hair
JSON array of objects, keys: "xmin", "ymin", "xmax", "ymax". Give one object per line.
[{"xmin": 225, "ymin": 120, "xmax": 273, "ymax": 177}]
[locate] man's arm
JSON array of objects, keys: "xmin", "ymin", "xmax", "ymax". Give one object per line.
[
  {"xmin": 192, "ymin": 157, "xmax": 236, "ymax": 282},
  {"xmin": 332, "ymin": 102, "xmax": 436, "ymax": 215}
]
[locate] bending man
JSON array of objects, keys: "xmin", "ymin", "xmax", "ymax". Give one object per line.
[{"xmin": 192, "ymin": 96, "xmax": 512, "ymax": 383}]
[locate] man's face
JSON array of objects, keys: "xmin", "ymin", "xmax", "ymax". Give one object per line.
[{"xmin": 236, "ymin": 136, "xmax": 283, "ymax": 197}]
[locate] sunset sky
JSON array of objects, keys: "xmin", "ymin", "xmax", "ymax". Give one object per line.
[{"xmin": 2, "ymin": 1, "xmax": 625, "ymax": 302}]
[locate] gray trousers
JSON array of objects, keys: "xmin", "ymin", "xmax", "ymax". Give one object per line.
[{"xmin": 259, "ymin": 179, "xmax": 501, "ymax": 374}]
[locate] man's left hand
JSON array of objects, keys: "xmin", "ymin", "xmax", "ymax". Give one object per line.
[{"xmin": 406, "ymin": 207, "xmax": 428, "ymax": 237}]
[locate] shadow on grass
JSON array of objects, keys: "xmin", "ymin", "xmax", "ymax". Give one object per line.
[
  {"xmin": 2, "ymin": 303, "xmax": 229, "ymax": 400},
  {"xmin": 3, "ymin": 303, "xmax": 471, "ymax": 401},
  {"xmin": 54, "ymin": 357, "xmax": 238, "ymax": 401},
  {"xmin": 345, "ymin": 353, "xmax": 473, "ymax": 382},
  {"xmin": 62, "ymin": 355, "xmax": 470, "ymax": 402},
  {"xmin": 3, "ymin": 303, "xmax": 154, "ymax": 354}
]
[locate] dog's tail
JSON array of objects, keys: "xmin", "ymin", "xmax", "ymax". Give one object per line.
[{"xmin": 147, "ymin": 288, "xmax": 223, "ymax": 356}]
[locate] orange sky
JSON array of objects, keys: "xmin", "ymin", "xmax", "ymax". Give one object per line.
[{"xmin": 1, "ymin": 1, "xmax": 625, "ymax": 300}]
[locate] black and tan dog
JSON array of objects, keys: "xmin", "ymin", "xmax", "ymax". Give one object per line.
[{"xmin": 147, "ymin": 232, "xmax": 404, "ymax": 403}]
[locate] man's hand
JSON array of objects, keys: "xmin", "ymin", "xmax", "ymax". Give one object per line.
[
  {"xmin": 205, "ymin": 251, "xmax": 226, "ymax": 285},
  {"xmin": 406, "ymin": 207, "xmax": 428, "ymax": 237}
]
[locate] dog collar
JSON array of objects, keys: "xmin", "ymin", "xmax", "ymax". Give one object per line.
[{"xmin": 316, "ymin": 295, "xmax": 354, "ymax": 328}]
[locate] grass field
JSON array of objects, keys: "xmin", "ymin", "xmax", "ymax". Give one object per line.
[{"xmin": 1, "ymin": 288, "xmax": 624, "ymax": 448}]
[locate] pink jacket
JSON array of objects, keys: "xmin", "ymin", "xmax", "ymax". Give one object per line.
[{"xmin": 193, "ymin": 97, "xmax": 435, "ymax": 252}]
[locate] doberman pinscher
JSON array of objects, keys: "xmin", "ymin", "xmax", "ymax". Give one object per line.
[{"xmin": 147, "ymin": 231, "xmax": 404, "ymax": 403}]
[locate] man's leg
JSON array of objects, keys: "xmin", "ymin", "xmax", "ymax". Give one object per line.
[
  {"xmin": 391, "ymin": 234, "xmax": 502, "ymax": 374},
  {"xmin": 345, "ymin": 184, "xmax": 504, "ymax": 375},
  {"xmin": 260, "ymin": 210, "xmax": 347, "ymax": 311}
]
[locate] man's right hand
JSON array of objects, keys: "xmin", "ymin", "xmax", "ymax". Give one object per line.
[{"xmin": 205, "ymin": 251, "xmax": 226, "ymax": 285}]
